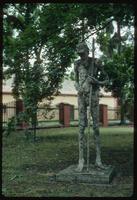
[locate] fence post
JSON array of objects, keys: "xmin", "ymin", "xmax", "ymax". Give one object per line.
[
  {"xmin": 99, "ymin": 104, "xmax": 108, "ymax": 127},
  {"xmin": 59, "ymin": 103, "xmax": 71, "ymax": 127},
  {"xmin": 59, "ymin": 103, "xmax": 64, "ymax": 125}
]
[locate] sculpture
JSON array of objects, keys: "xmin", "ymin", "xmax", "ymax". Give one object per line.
[
  {"xmin": 55, "ymin": 40, "xmax": 115, "ymax": 184},
  {"xmin": 74, "ymin": 40, "xmax": 109, "ymax": 172}
]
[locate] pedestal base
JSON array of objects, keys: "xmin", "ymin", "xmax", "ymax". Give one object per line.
[{"xmin": 56, "ymin": 164, "xmax": 115, "ymax": 184}]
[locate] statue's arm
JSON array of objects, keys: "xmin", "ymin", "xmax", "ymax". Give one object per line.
[{"xmin": 88, "ymin": 59, "xmax": 109, "ymax": 86}]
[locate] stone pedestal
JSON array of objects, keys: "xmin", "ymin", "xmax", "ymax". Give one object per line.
[{"xmin": 56, "ymin": 164, "xmax": 115, "ymax": 184}]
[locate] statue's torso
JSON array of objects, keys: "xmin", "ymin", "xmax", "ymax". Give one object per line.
[
  {"xmin": 77, "ymin": 57, "xmax": 99, "ymax": 93},
  {"xmin": 78, "ymin": 62, "xmax": 89, "ymax": 87}
]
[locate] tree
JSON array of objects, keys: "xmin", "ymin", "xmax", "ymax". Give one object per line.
[
  {"xmin": 3, "ymin": 3, "xmax": 83, "ymax": 138},
  {"xmin": 3, "ymin": 3, "xmax": 63, "ymax": 139},
  {"xmin": 96, "ymin": 9, "xmax": 134, "ymax": 124}
]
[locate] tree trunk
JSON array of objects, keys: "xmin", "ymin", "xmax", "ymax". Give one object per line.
[
  {"xmin": 31, "ymin": 106, "xmax": 37, "ymax": 141},
  {"xmin": 119, "ymin": 97, "xmax": 126, "ymax": 125},
  {"xmin": 117, "ymin": 20, "xmax": 121, "ymax": 54}
]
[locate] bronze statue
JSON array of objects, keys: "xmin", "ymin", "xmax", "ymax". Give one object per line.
[{"xmin": 74, "ymin": 41, "xmax": 109, "ymax": 172}]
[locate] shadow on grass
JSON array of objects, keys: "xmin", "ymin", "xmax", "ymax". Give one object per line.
[
  {"xmin": 103, "ymin": 148, "xmax": 133, "ymax": 177},
  {"xmin": 18, "ymin": 146, "xmax": 133, "ymax": 178},
  {"xmin": 88, "ymin": 147, "xmax": 133, "ymax": 177}
]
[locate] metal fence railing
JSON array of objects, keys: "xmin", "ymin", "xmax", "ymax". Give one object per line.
[
  {"xmin": 2, "ymin": 101, "xmax": 124, "ymax": 130},
  {"xmin": 3, "ymin": 101, "xmax": 16, "ymax": 128},
  {"xmin": 108, "ymin": 107, "xmax": 121, "ymax": 121}
]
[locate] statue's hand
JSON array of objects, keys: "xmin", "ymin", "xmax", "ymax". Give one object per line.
[
  {"xmin": 88, "ymin": 76, "xmax": 99, "ymax": 85},
  {"xmin": 78, "ymin": 88, "xmax": 84, "ymax": 95}
]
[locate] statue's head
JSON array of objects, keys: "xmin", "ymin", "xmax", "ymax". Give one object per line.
[{"xmin": 76, "ymin": 42, "xmax": 89, "ymax": 56}]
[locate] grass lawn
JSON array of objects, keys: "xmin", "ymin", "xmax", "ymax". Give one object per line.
[{"xmin": 2, "ymin": 126, "xmax": 134, "ymax": 197}]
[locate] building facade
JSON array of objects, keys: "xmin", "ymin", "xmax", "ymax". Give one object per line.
[{"xmin": 3, "ymin": 78, "xmax": 119, "ymax": 121}]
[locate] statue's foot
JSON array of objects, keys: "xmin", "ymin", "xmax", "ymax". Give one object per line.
[
  {"xmin": 95, "ymin": 162, "xmax": 107, "ymax": 170},
  {"xmin": 75, "ymin": 159, "xmax": 84, "ymax": 172}
]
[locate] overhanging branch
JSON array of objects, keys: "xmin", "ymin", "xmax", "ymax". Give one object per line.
[{"xmin": 83, "ymin": 19, "xmax": 114, "ymax": 41}]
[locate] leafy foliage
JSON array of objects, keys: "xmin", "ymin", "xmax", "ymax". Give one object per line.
[
  {"xmin": 3, "ymin": 3, "xmax": 134, "ymax": 130},
  {"xmin": 96, "ymin": 15, "xmax": 134, "ymax": 123},
  {"xmin": 4, "ymin": 117, "xmax": 16, "ymax": 136}
]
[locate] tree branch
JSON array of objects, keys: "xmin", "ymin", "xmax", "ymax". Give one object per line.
[
  {"xmin": 83, "ymin": 19, "xmax": 114, "ymax": 41},
  {"xmin": 34, "ymin": 42, "xmax": 44, "ymax": 62}
]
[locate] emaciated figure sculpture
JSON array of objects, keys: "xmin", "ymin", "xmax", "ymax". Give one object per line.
[{"xmin": 74, "ymin": 42, "xmax": 109, "ymax": 172}]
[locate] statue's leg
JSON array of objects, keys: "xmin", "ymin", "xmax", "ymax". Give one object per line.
[
  {"xmin": 76, "ymin": 95, "xmax": 87, "ymax": 172},
  {"xmin": 76, "ymin": 125, "xmax": 85, "ymax": 172},
  {"xmin": 91, "ymin": 94, "xmax": 105, "ymax": 169}
]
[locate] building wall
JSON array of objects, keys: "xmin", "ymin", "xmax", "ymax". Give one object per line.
[
  {"xmin": 51, "ymin": 94, "xmax": 117, "ymax": 108},
  {"xmin": 51, "ymin": 94, "xmax": 118, "ymax": 121},
  {"xmin": 3, "ymin": 93, "xmax": 118, "ymax": 121},
  {"xmin": 3, "ymin": 93, "xmax": 117, "ymax": 108},
  {"xmin": 3, "ymin": 93, "xmax": 15, "ymax": 104},
  {"xmin": 99, "ymin": 96, "xmax": 117, "ymax": 108},
  {"xmin": 51, "ymin": 95, "xmax": 78, "ymax": 107}
]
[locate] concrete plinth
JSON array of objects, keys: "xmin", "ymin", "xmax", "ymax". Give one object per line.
[{"xmin": 56, "ymin": 164, "xmax": 115, "ymax": 184}]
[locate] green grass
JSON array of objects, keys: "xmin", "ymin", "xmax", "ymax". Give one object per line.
[{"xmin": 2, "ymin": 127, "xmax": 134, "ymax": 197}]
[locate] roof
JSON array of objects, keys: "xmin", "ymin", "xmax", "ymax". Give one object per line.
[
  {"xmin": 3, "ymin": 78, "xmax": 112, "ymax": 96},
  {"xmin": 60, "ymin": 79, "xmax": 112, "ymax": 96},
  {"xmin": 60, "ymin": 79, "xmax": 77, "ymax": 95}
]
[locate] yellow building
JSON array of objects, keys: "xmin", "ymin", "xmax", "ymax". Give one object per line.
[
  {"xmin": 3, "ymin": 78, "xmax": 118, "ymax": 121},
  {"xmin": 3, "ymin": 79, "xmax": 15, "ymax": 103}
]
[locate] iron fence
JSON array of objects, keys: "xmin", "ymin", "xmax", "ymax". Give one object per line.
[
  {"xmin": 2, "ymin": 101, "xmax": 16, "ymax": 128},
  {"xmin": 108, "ymin": 107, "xmax": 121, "ymax": 120},
  {"xmin": 2, "ymin": 101, "xmax": 122, "ymax": 130}
]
